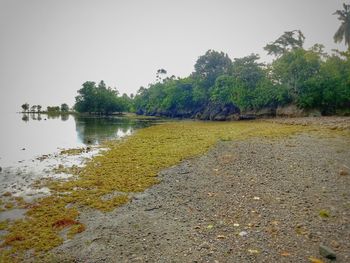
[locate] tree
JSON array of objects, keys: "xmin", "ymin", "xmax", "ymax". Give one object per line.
[
  {"xmin": 30, "ymin": 105, "xmax": 37, "ymax": 112},
  {"xmin": 192, "ymin": 50, "xmax": 232, "ymax": 105},
  {"xmin": 21, "ymin": 103, "xmax": 29, "ymax": 112},
  {"xmin": 37, "ymin": 105, "xmax": 42, "ymax": 112},
  {"xmin": 193, "ymin": 50, "xmax": 232, "ymax": 89},
  {"xmin": 74, "ymin": 81, "xmax": 126, "ymax": 114},
  {"xmin": 47, "ymin": 106, "xmax": 60, "ymax": 112},
  {"xmin": 333, "ymin": 3, "xmax": 350, "ymax": 50},
  {"xmin": 299, "ymin": 53, "xmax": 350, "ymax": 114},
  {"xmin": 156, "ymin": 68, "xmax": 167, "ymax": 82},
  {"xmin": 60, "ymin": 103, "xmax": 69, "ymax": 112},
  {"xmin": 120, "ymin": 93, "xmax": 134, "ymax": 112},
  {"xmin": 74, "ymin": 81, "xmax": 97, "ymax": 113},
  {"xmin": 231, "ymin": 54, "xmax": 265, "ymax": 89},
  {"xmin": 211, "ymin": 54, "xmax": 279, "ymax": 111},
  {"xmin": 264, "ymin": 30, "xmax": 305, "ymax": 56},
  {"xmin": 271, "ymin": 48, "xmax": 322, "ymax": 104}
]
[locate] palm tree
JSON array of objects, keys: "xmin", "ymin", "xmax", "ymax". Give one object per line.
[{"xmin": 333, "ymin": 3, "xmax": 350, "ymax": 50}]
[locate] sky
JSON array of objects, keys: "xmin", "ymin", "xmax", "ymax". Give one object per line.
[{"xmin": 0, "ymin": 0, "xmax": 348, "ymax": 113}]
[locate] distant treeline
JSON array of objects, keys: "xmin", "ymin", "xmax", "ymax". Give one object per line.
[{"xmin": 21, "ymin": 103, "xmax": 70, "ymax": 113}]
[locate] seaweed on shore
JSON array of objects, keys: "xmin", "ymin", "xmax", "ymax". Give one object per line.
[{"xmin": 0, "ymin": 121, "xmax": 319, "ymax": 261}]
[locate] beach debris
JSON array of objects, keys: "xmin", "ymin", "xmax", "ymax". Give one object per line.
[{"xmin": 308, "ymin": 257, "xmax": 324, "ymax": 263}]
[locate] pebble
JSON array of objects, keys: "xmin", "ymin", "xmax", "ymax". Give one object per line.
[
  {"xmin": 239, "ymin": 231, "xmax": 248, "ymax": 237},
  {"xmin": 199, "ymin": 242, "xmax": 210, "ymax": 250},
  {"xmin": 32, "ymin": 122, "xmax": 350, "ymax": 262},
  {"xmin": 339, "ymin": 169, "xmax": 349, "ymax": 176},
  {"xmin": 319, "ymin": 244, "xmax": 336, "ymax": 259}
]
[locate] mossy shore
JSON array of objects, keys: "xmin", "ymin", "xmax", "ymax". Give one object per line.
[{"xmin": 0, "ymin": 120, "xmax": 342, "ymax": 261}]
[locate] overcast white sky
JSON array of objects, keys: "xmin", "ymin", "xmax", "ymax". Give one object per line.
[{"xmin": 0, "ymin": 0, "xmax": 347, "ymax": 113}]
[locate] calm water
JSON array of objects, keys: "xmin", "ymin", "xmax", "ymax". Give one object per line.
[{"xmin": 0, "ymin": 112, "xmax": 158, "ymax": 168}]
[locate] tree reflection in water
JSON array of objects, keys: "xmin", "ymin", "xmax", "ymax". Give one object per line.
[
  {"xmin": 19, "ymin": 113, "xmax": 159, "ymax": 145},
  {"xmin": 74, "ymin": 115, "xmax": 155, "ymax": 145}
]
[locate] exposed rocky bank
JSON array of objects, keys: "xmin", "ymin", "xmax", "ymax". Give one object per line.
[{"xmin": 49, "ymin": 118, "xmax": 350, "ymax": 263}]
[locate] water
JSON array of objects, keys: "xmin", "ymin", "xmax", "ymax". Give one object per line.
[
  {"xmin": 0, "ymin": 112, "xmax": 160, "ymax": 202},
  {"xmin": 0, "ymin": 112, "xmax": 158, "ymax": 167}
]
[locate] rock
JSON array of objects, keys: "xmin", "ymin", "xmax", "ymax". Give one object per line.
[
  {"xmin": 196, "ymin": 102, "xmax": 240, "ymax": 121},
  {"xmin": 339, "ymin": 169, "xmax": 349, "ymax": 176},
  {"xmin": 276, "ymin": 104, "xmax": 306, "ymax": 118},
  {"xmin": 22, "ymin": 148, "xmax": 26, "ymax": 150},
  {"xmin": 239, "ymin": 114, "xmax": 256, "ymax": 120},
  {"xmin": 307, "ymin": 109, "xmax": 322, "ymax": 117},
  {"xmin": 241, "ymin": 107, "xmax": 276, "ymax": 119},
  {"xmin": 330, "ymin": 240, "xmax": 340, "ymax": 248},
  {"xmin": 199, "ymin": 242, "xmax": 210, "ymax": 250},
  {"xmin": 136, "ymin": 109, "xmax": 144, "ymax": 115},
  {"xmin": 239, "ymin": 231, "xmax": 248, "ymax": 237},
  {"xmin": 319, "ymin": 244, "xmax": 336, "ymax": 260},
  {"xmin": 136, "ymin": 102, "xmax": 241, "ymax": 120}
]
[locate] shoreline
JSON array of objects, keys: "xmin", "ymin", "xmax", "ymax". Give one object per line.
[
  {"xmin": 52, "ymin": 126, "xmax": 350, "ymax": 262},
  {"xmin": 0, "ymin": 117, "xmax": 349, "ymax": 261}
]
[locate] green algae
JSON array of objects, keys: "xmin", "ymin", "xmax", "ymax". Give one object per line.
[
  {"xmin": 319, "ymin": 209, "xmax": 330, "ymax": 218},
  {"xmin": 0, "ymin": 120, "xmax": 336, "ymax": 261},
  {"xmin": 59, "ymin": 147, "xmax": 88, "ymax": 156},
  {"xmin": 0, "ymin": 220, "xmax": 9, "ymax": 231}
]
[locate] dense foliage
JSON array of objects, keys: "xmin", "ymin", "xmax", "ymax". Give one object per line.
[
  {"xmin": 74, "ymin": 81, "xmax": 132, "ymax": 114},
  {"xmin": 133, "ymin": 34, "xmax": 350, "ymax": 117},
  {"xmin": 75, "ymin": 5, "xmax": 350, "ymax": 118}
]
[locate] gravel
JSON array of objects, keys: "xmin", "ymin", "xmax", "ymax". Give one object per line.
[{"xmin": 50, "ymin": 120, "xmax": 350, "ymax": 263}]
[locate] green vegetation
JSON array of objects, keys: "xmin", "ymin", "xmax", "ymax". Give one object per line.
[
  {"xmin": 319, "ymin": 209, "xmax": 330, "ymax": 218},
  {"xmin": 46, "ymin": 106, "xmax": 60, "ymax": 113},
  {"xmin": 74, "ymin": 80, "xmax": 132, "ymax": 114},
  {"xmin": 130, "ymin": 8, "xmax": 350, "ymax": 118},
  {"xmin": 72, "ymin": 5, "xmax": 349, "ymax": 118},
  {"xmin": 133, "ymin": 38, "xmax": 350, "ymax": 117},
  {"xmin": 60, "ymin": 103, "xmax": 69, "ymax": 112},
  {"xmin": 20, "ymin": 103, "xmax": 70, "ymax": 114},
  {"xmin": 2, "ymin": 120, "xmax": 348, "ymax": 261},
  {"xmin": 3, "ymin": 4, "xmax": 349, "ymax": 261}
]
